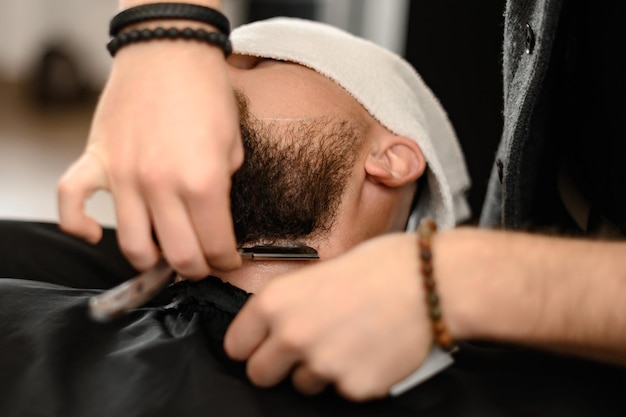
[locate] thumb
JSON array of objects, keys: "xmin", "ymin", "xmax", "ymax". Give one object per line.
[{"xmin": 57, "ymin": 153, "xmax": 110, "ymax": 244}]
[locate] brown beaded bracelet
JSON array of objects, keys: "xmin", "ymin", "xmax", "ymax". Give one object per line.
[{"xmin": 417, "ymin": 217, "xmax": 458, "ymax": 353}]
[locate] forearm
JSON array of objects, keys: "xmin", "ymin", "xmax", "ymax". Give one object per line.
[{"xmin": 439, "ymin": 228, "xmax": 626, "ymax": 364}]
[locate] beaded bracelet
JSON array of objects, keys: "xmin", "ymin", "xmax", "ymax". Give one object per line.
[
  {"xmin": 110, "ymin": 3, "xmax": 231, "ymax": 37},
  {"xmin": 417, "ymin": 218, "xmax": 457, "ymax": 353},
  {"xmin": 107, "ymin": 27, "xmax": 232, "ymax": 57}
]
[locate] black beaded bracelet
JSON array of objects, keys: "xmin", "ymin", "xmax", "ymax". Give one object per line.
[
  {"xmin": 107, "ymin": 27, "xmax": 232, "ymax": 57},
  {"xmin": 110, "ymin": 3, "xmax": 231, "ymax": 37}
]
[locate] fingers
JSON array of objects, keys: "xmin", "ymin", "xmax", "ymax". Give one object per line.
[
  {"xmin": 222, "ymin": 235, "xmax": 434, "ymax": 400},
  {"xmin": 186, "ymin": 186, "xmax": 241, "ymax": 272},
  {"xmin": 245, "ymin": 335, "xmax": 300, "ymax": 387},
  {"xmin": 227, "ymin": 305, "xmax": 375, "ymax": 399},
  {"xmin": 225, "ymin": 293, "xmax": 298, "ymax": 387},
  {"xmin": 138, "ymin": 164, "xmax": 242, "ymax": 277},
  {"xmin": 113, "ymin": 184, "xmax": 160, "ymax": 271},
  {"xmin": 225, "ymin": 292, "xmax": 383, "ymax": 399},
  {"xmin": 224, "ymin": 299, "xmax": 271, "ymax": 361},
  {"xmin": 57, "ymin": 150, "xmax": 239, "ymax": 277},
  {"xmin": 291, "ymin": 366, "xmax": 329, "ymax": 396},
  {"xmin": 226, "ymin": 298, "xmax": 320, "ymax": 390},
  {"xmin": 225, "ymin": 281, "xmax": 331, "ymax": 392},
  {"xmin": 57, "ymin": 155, "xmax": 107, "ymax": 244},
  {"xmin": 148, "ymin": 194, "xmax": 211, "ymax": 278}
]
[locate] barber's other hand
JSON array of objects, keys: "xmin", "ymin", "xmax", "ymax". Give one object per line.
[
  {"xmin": 57, "ymin": 43, "xmax": 243, "ymax": 278},
  {"xmin": 224, "ymin": 233, "xmax": 435, "ymax": 401}
]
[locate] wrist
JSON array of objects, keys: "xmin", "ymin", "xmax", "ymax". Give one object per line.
[
  {"xmin": 435, "ymin": 228, "xmax": 555, "ymax": 345},
  {"xmin": 416, "ymin": 219, "xmax": 457, "ymax": 352},
  {"xmin": 110, "ymin": 36, "xmax": 228, "ymax": 76},
  {"xmin": 110, "ymin": 36, "xmax": 227, "ymax": 66},
  {"xmin": 428, "ymin": 228, "xmax": 474, "ymax": 342}
]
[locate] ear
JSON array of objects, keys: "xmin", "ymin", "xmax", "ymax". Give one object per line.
[{"xmin": 365, "ymin": 134, "xmax": 426, "ymax": 188}]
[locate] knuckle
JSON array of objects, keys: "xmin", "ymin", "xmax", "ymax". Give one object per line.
[
  {"xmin": 203, "ymin": 245, "xmax": 236, "ymax": 267},
  {"xmin": 180, "ymin": 170, "xmax": 226, "ymax": 199},
  {"xmin": 181, "ymin": 175, "xmax": 214, "ymax": 197},
  {"xmin": 58, "ymin": 218, "xmax": 80, "ymax": 235},
  {"xmin": 246, "ymin": 359, "xmax": 272, "ymax": 387},
  {"xmin": 118, "ymin": 240, "xmax": 152, "ymax": 266},
  {"xmin": 137, "ymin": 165, "xmax": 168, "ymax": 190},
  {"xmin": 108, "ymin": 162, "xmax": 134, "ymax": 185},
  {"xmin": 252, "ymin": 291, "xmax": 280, "ymax": 320},
  {"xmin": 291, "ymin": 366, "xmax": 327, "ymax": 395},
  {"xmin": 335, "ymin": 381, "xmax": 367, "ymax": 402},
  {"xmin": 307, "ymin": 353, "xmax": 338, "ymax": 381},
  {"xmin": 56, "ymin": 177, "xmax": 73, "ymax": 196},
  {"xmin": 166, "ymin": 252, "xmax": 207, "ymax": 279},
  {"xmin": 274, "ymin": 322, "xmax": 310, "ymax": 354},
  {"xmin": 202, "ymin": 244, "xmax": 225, "ymax": 260},
  {"xmin": 336, "ymin": 376, "xmax": 385, "ymax": 403},
  {"xmin": 57, "ymin": 175, "xmax": 85, "ymax": 201},
  {"xmin": 167, "ymin": 252, "xmax": 196, "ymax": 272}
]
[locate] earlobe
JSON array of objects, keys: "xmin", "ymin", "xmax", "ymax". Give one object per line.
[{"xmin": 365, "ymin": 135, "xmax": 426, "ymax": 187}]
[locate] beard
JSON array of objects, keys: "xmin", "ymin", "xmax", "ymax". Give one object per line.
[{"xmin": 231, "ymin": 90, "xmax": 364, "ymax": 246}]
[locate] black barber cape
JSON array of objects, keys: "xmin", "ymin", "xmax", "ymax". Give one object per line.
[{"xmin": 0, "ymin": 220, "xmax": 625, "ymax": 417}]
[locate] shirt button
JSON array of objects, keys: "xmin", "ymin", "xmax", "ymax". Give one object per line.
[
  {"xmin": 496, "ymin": 159, "xmax": 504, "ymax": 183},
  {"xmin": 525, "ymin": 24, "xmax": 535, "ymax": 54}
]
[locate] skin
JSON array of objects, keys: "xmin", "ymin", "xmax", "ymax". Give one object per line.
[
  {"xmin": 56, "ymin": 2, "xmax": 429, "ymax": 399},
  {"xmin": 60, "ymin": 2, "xmax": 626, "ymax": 403},
  {"xmin": 57, "ymin": 0, "xmax": 243, "ymax": 278},
  {"xmin": 58, "ymin": 0, "xmax": 427, "ymax": 402},
  {"xmin": 225, "ymin": 217, "xmax": 626, "ymax": 401},
  {"xmin": 215, "ymin": 54, "xmax": 424, "ymax": 293}
]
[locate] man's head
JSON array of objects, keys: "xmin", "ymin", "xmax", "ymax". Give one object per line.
[
  {"xmin": 217, "ymin": 18, "xmax": 470, "ymax": 291},
  {"xmin": 227, "ymin": 55, "xmax": 425, "ymax": 259}
]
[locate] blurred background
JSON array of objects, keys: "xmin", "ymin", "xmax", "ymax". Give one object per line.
[{"xmin": 0, "ymin": 0, "xmax": 503, "ymax": 227}]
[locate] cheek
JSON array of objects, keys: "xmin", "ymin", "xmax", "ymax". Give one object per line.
[
  {"xmin": 233, "ymin": 73, "xmax": 347, "ymax": 120},
  {"xmin": 358, "ymin": 184, "xmax": 405, "ymax": 236}
]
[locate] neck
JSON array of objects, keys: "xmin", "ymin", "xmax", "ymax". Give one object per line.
[{"xmin": 212, "ymin": 259, "xmax": 319, "ymax": 293}]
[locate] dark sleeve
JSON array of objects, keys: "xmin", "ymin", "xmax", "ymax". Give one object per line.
[{"xmin": 0, "ymin": 220, "xmax": 136, "ymax": 289}]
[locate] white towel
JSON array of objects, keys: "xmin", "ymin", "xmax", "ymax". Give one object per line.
[{"xmin": 231, "ymin": 17, "xmax": 471, "ymax": 230}]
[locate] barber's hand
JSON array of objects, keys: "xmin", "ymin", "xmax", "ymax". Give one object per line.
[
  {"xmin": 57, "ymin": 43, "xmax": 243, "ymax": 278},
  {"xmin": 224, "ymin": 233, "xmax": 434, "ymax": 401}
]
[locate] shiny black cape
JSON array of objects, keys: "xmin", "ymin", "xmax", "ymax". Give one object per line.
[{"xmin": 0, "ymin": 220, "xmax": 624, "ymax": 416}]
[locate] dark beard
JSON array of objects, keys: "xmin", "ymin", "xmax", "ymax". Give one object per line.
[{"xmin": 231, "ymin": 91, "xmax": 363, "ymax": 246}]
